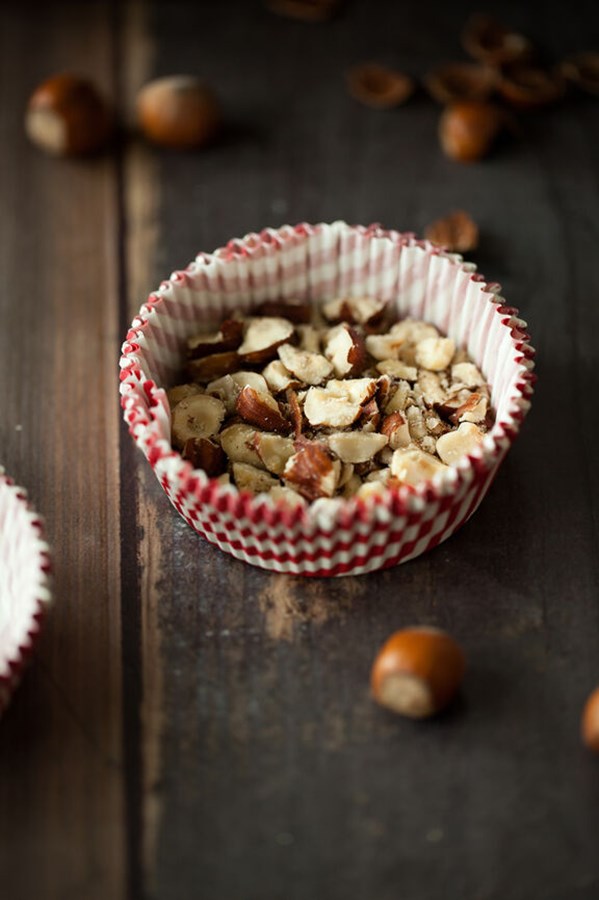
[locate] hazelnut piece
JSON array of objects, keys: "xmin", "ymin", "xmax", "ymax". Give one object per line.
[
  {"xmin": 425, "ymin": 210, "xmax": 479, "ymax": 253},
  {"xmin": 424, "ymin": 62, "xmax": 497, "ymax": 105},
  {"xmin": 582, "ymin": 687, "xmax": 599, "ymax": 753},
  {"xmin": 439, "ymin": 101, "xmax": 504, "ymax": 163},
  {"xmin": 498, "ymin": 64, "xmax": 565, "ymax": 110},
  {"xmin": 346, "ymin": 63, "xmax": 415, "ymax": 110},
  {"xmin": 25, "ymin": 73, "xmax": 112, "ymax": 156},
  {"xmin": 561, "ymin": 52, "xmax": 599, "ymax": 96},
  {"xmin": 137, "ymin": 75, "xmax": 221, "ymax": 150},
  {"xmin": 462, "ymin": 15, "xmax": 533, "ymax": 66},
  {"xmin": 371, "ymin": 627, "xmax": 466, "ymax": 718}
]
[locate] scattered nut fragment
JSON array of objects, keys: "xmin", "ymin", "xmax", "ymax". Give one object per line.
[
  {"xmin": 262, "ymin": 359, "xmax": 299, "ymax": 393},
  {"xmin": 391, "ymin": 447, "xmax": 449, "ymax": 485},
  {"xmin": 561, "ymin": 52, "xmax": 599, "ymax": 96},
  {"xmin": 425, "ymin": 210, "xmax": 479, "ymax": 253},
  {"xmin": 371, "ymin": 627, "xmax": 466, "ymax": 718},
  {"xmin": 581, "ymin": 686, "xmax": 599, "ymax": 753},
  {"xmin": 324, "ymin": 324, "xmax": 367, "ymax": 376},
  {"xmin": 462, "ymin": 15, "xmax": 533, "ymax": 66},
  {"xmin": 25, "ymin": 73, "xmax": 112, "ymax": 156},
  {"xmin": 439, "ymin": 101, "xmax": 504, "ymax": 163},
  {"xmin": 498, "ymin": 64, "xmax": 565, "ymax": 109},
  {"xmin": 453, "ymin": 392, "xmax": 488, "ymax": 424},
  {"xmin": 376, "ymin": 360, "xmax": 418, "ymax": 381},
  {"xmin": 424, "ymin": 62, "xmax": 497, "ymax": 104},
  {"xmin": 283, "ymin": 440, "xmax": 339, "ymax": 501},
  {"xmin": 219, "ymin": 424, "xmax": 264, "ymax": 468},
  {"xmin": 233, "ymin": 462, "xmax": 280, "ymax": 494},
  {"xmin": 346, "ymin": 63, "xmax": 415, "ymax": 110},
  {"xmin": 384, "ymin": 380, "xmax": 410, "ymax": 413},
  {"xmin": 137, "ymin": 75, "xmax": 221, "ymax": 150},
  {"xmin": 278, "ymin": 343, "xmax": 333, "ymax": 385},
  {"xmin": 207, "ymin": 371, "xmax": 269, "ymax": 413},
  {"xmin": 365, "ymin": 333, "xmax": 404, "ymax": 361},
  {"xmin": 236, "ymin": 386, "xmax": 291, "ymax": 434},
  {"xmin": 238, "ymin": 317, "xmax": 295, "ymax": 364},
  {"xmin": 415, "ymin": 337, "xmax": 455, "ymax": 371},
  {"xmin": 451, "ymin": 362, "xmax": 485, "ymax": 387},
  {"xmin": 182, "ymin": 437, "xmax": 226, "ymax": 477},
  {"xmin": 436, "ymin": 422, "xmax": 483, "ymax": 465},
  {"xmin": 187, "ymin": 319, "xmax": 243, "ymax": 359},
  {"xmin": 326, "ymin": 431, "xmax": 388, "ymax": 464},
  {"xmin": 304, "ymin": 378, "xmax": 377, "ymax": 428},
  {"xmin": 171, "ymin": 394, "xmax": 226, "ymax": 449},
  {"xmin": 252, "ymin": 432, "xmax": 295, "ymax": 475},
  {"xmin": 380, "ymin": 412, "xmax": 411, "ymax": 449}
]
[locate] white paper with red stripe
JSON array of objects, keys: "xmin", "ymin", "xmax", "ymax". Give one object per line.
[{"xmin": 120, "ymin": 222, "xmax": 535, "ymax": 577}]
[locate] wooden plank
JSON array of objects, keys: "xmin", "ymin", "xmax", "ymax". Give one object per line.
[
  {"xmin": 0, "ymin": 4, "xmax": 127, "ymax": 898},
  {"xmin": 130, "ymin": 1, "xmax": 599, "ymax": 897}
]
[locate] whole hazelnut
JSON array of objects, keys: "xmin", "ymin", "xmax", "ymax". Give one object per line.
[
  {"xmin": 581, "ymin": 686, "xmax": 599, "ymax": 753},
  {"xmin": 137, "ymin": 76, "xmax": 221, "ymax": 150},
  {"xmin": 439, "ymin": 101, "xmax": 503, "ymax": 163},
  {"xmin": 25, "ymin": 73, "xmax": 112, "ymax": 156},
  {"xmin": 370, "ymin": 626, "xmax": 465, "ymax": 718}
]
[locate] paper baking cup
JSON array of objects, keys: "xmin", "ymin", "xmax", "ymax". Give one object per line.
[
  {"xmin": 120, "ymin": 222, "xmax": 535, "ymax": 577},
  {"xmin": 0, "ymin": 467, "xmax": 52, "ymax": 713}
]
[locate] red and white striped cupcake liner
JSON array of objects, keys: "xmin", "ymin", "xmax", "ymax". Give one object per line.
[
  {"xmin": 0, "ymin": 467, "xmax": 52, "ymax": 713},
  {"xmin": 120, "ymin": 222, "xmax": 535, "ymax": 577}
]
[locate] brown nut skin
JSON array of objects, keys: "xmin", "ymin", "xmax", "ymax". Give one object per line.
[
  {"xmin": 581, "ymin": 686, "xmax": 599, "ymax": 753},
  {"xmin": 137, "ymin": 75, "xmax": 221, "ymax": 150},
  {"xmin": 346, "ymin": 63, "xmax": 415, "ymax": 110},
  {"xmin": 439, "ymin": 101, "xmax": 503, "ymax": 163},
  {"xmin": 424, "ymin": 62, "xmax": 497, "ymax": 105},
  {"xmin": 25, "ymin": 73, "xmax": 112, "ymax": 156},
  {"xmin": 371, "ymin": 627, "xmax": 466, "ymax": 719},
  {"xmin": 425, "ymin": 210, "xmax": 479, "ymax": 253}
]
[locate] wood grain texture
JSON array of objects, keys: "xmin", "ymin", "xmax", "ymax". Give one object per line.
[
  {"xmin": 0, "ymin": 4, "xmax": 126, "ymax": 899},
  {"xmin": 137, "ymin": 1, "xmax": 599, "ymax": 898}
]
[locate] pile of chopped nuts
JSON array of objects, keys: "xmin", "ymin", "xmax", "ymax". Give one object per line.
[{"xmin": 167, "ymin": 298, "xmax": 493, "ymax": 505}]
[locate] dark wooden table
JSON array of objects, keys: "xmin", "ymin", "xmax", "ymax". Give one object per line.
[{"xmin": 1, "ymin": 1, "xmax": 599, "ymax": 898}]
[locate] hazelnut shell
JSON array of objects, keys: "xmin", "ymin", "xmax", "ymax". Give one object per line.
[{"xmin": 25, "ymin": 73, "xmax": 112, "ymax": 156}]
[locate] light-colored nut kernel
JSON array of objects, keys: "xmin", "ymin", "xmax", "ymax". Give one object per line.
[
  {"xmin": 232, "ymin": 462, "xmax": 280, "ymax": 494},
  {"xmin": 208, "ymin": 370, "xmax": 269, "ymax": 414},
  {"xmin": 391, "ymin": 447, "xmax": 450, "ymax": 485},
  {"xmin": 456, "ymin": 392, "xmax": 488, "ymax": 424},
  {"xmin": 451, "ymin": 361, "xmax": 485, "ymax": 387},
  {"xmin": 238, "ymin": 317, "xmax": 295, "ymax": 362},
  {"xmin": 414, "ymin": 336, "xmax": 456, "ymax": 371},
  {"xmin": 322, "ymin": 295, "xmax": 387, "ymax": 325},
  {"xmin": 167, "ymin": 383, "xmax": 203, "ymax": 409},
  {"xmin": 236, "ymin": 386, "xmax": 291, "ymax": 433},
  {"xmin": 342, "ymin": 473, "xmax": 363, "ymax": 497},
  {"xmin": 356, "ymin": 480, "xmax": 390, "ymax": 501},
  {"xmin": 283, "ymin": 441, "xmax": 339, "ymax": 501},
  {"xmin": 278, "ymin": 343, "xmax": 334, "ymax": 385},
  {"xmin": 376, "ymin": 360, "xmax": 418, "ymax": 381},
  {"xmin": 219, "ymin": 424, "xmax": 265, "ymax": 468},
  {"xmin": 337, "ymin": 462, "xmax": 355, "ymax": 488},
  {"xmin": 171, "ymin": 394, "xmax": 226, "ymax": 449},
  {"xmin": 253, "ymin": 433, "xmax": 295, "ymax": 476},
  {"xmin": 297, "ymin": 324, "xmax": 322, "ymax": 353},
  {"xmin": 303, "ymin": 378, "xmax": 377, "ymax": 428},
  {"xmin": 418, "ymin": 371, "xmax": 447, "ymax": 406},
  {"xmin": 405, "ymin": 405, "xmax": 427, "ymax": 441},
  {"xmin": 324, "ymin": 324, "xmax": 366, "ymax": 377},
  {"xmin": 187, "ymin": 319, "xmax": 243, "ymax": 358},
  {"xmin": 370, "ymin": 627, "xmax": 465, "ymax": 718},
  {"xmin": 436, "ymin": 422, "xmax": 483, "ymax": 465},
  {"xmin": 326, "ymin": 431, "xmax": 388, "ymax": 464},
  {"xmin": 389, "ymin": 319, "xmax": 440, "ymax": 343},
  {"xmin": 420, "ymin": 435, "xmax": 438, "ymax": 455},
  {"xmin": 262, "ymin": 359, "xmax": 299, "ymax": 393},
  {"xmin": 365, "ymin": 333, "xmax": 404, "ymax": 361},
  {"xmin": 365, "ymin": 467, "xmax": 392, "ymax": 483},
  {"xmin": 381, "ymin": 412, "xmax": 411, "ymax": 449},
  {"xmin": 384, "ymin": 381, "xmax": 411, "ymax": 413},
  {"xmin": 268, "ymin": 486, "xmax": 308, "ymax": 508}
]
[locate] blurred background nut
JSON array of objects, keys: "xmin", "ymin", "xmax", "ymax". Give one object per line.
[
  {"xmin": 346, "ymin": 63, "xmax": 415, "ymax": 109},
  {"xmin": 424, "ymin": 62, "xmax": 497, "ymax": 105},
  {"xmin": 425, "ymin": 210, "xmax": 479, "ymax": 253},
  {"xmin": 137, "ymin": 75, "xmax": 221, "ymax": 149},
  {"xmin": 560, "ymin": 51, "xmax": 599, "ymax": 96},
  {"xmin": 371, "ymin": 626, "xmax": 466, "ymax": 718},
  {"xmin": 498, "ymin": 64, "xmax": 565, "ymax": 109},
  {"xmin": 581, "ymin": 686, "xmax": 599, "ymax": 753},
  {"xmin": 25, "ymin": 73, "xmax": 112, "ymax": 156},
  {"xmin": 462, "ymin": 14, "xmax": 533, "ymax": 66},
  {"xmin": 439, "ymin": 101, "xmax": 504, "ymax": 163}
]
